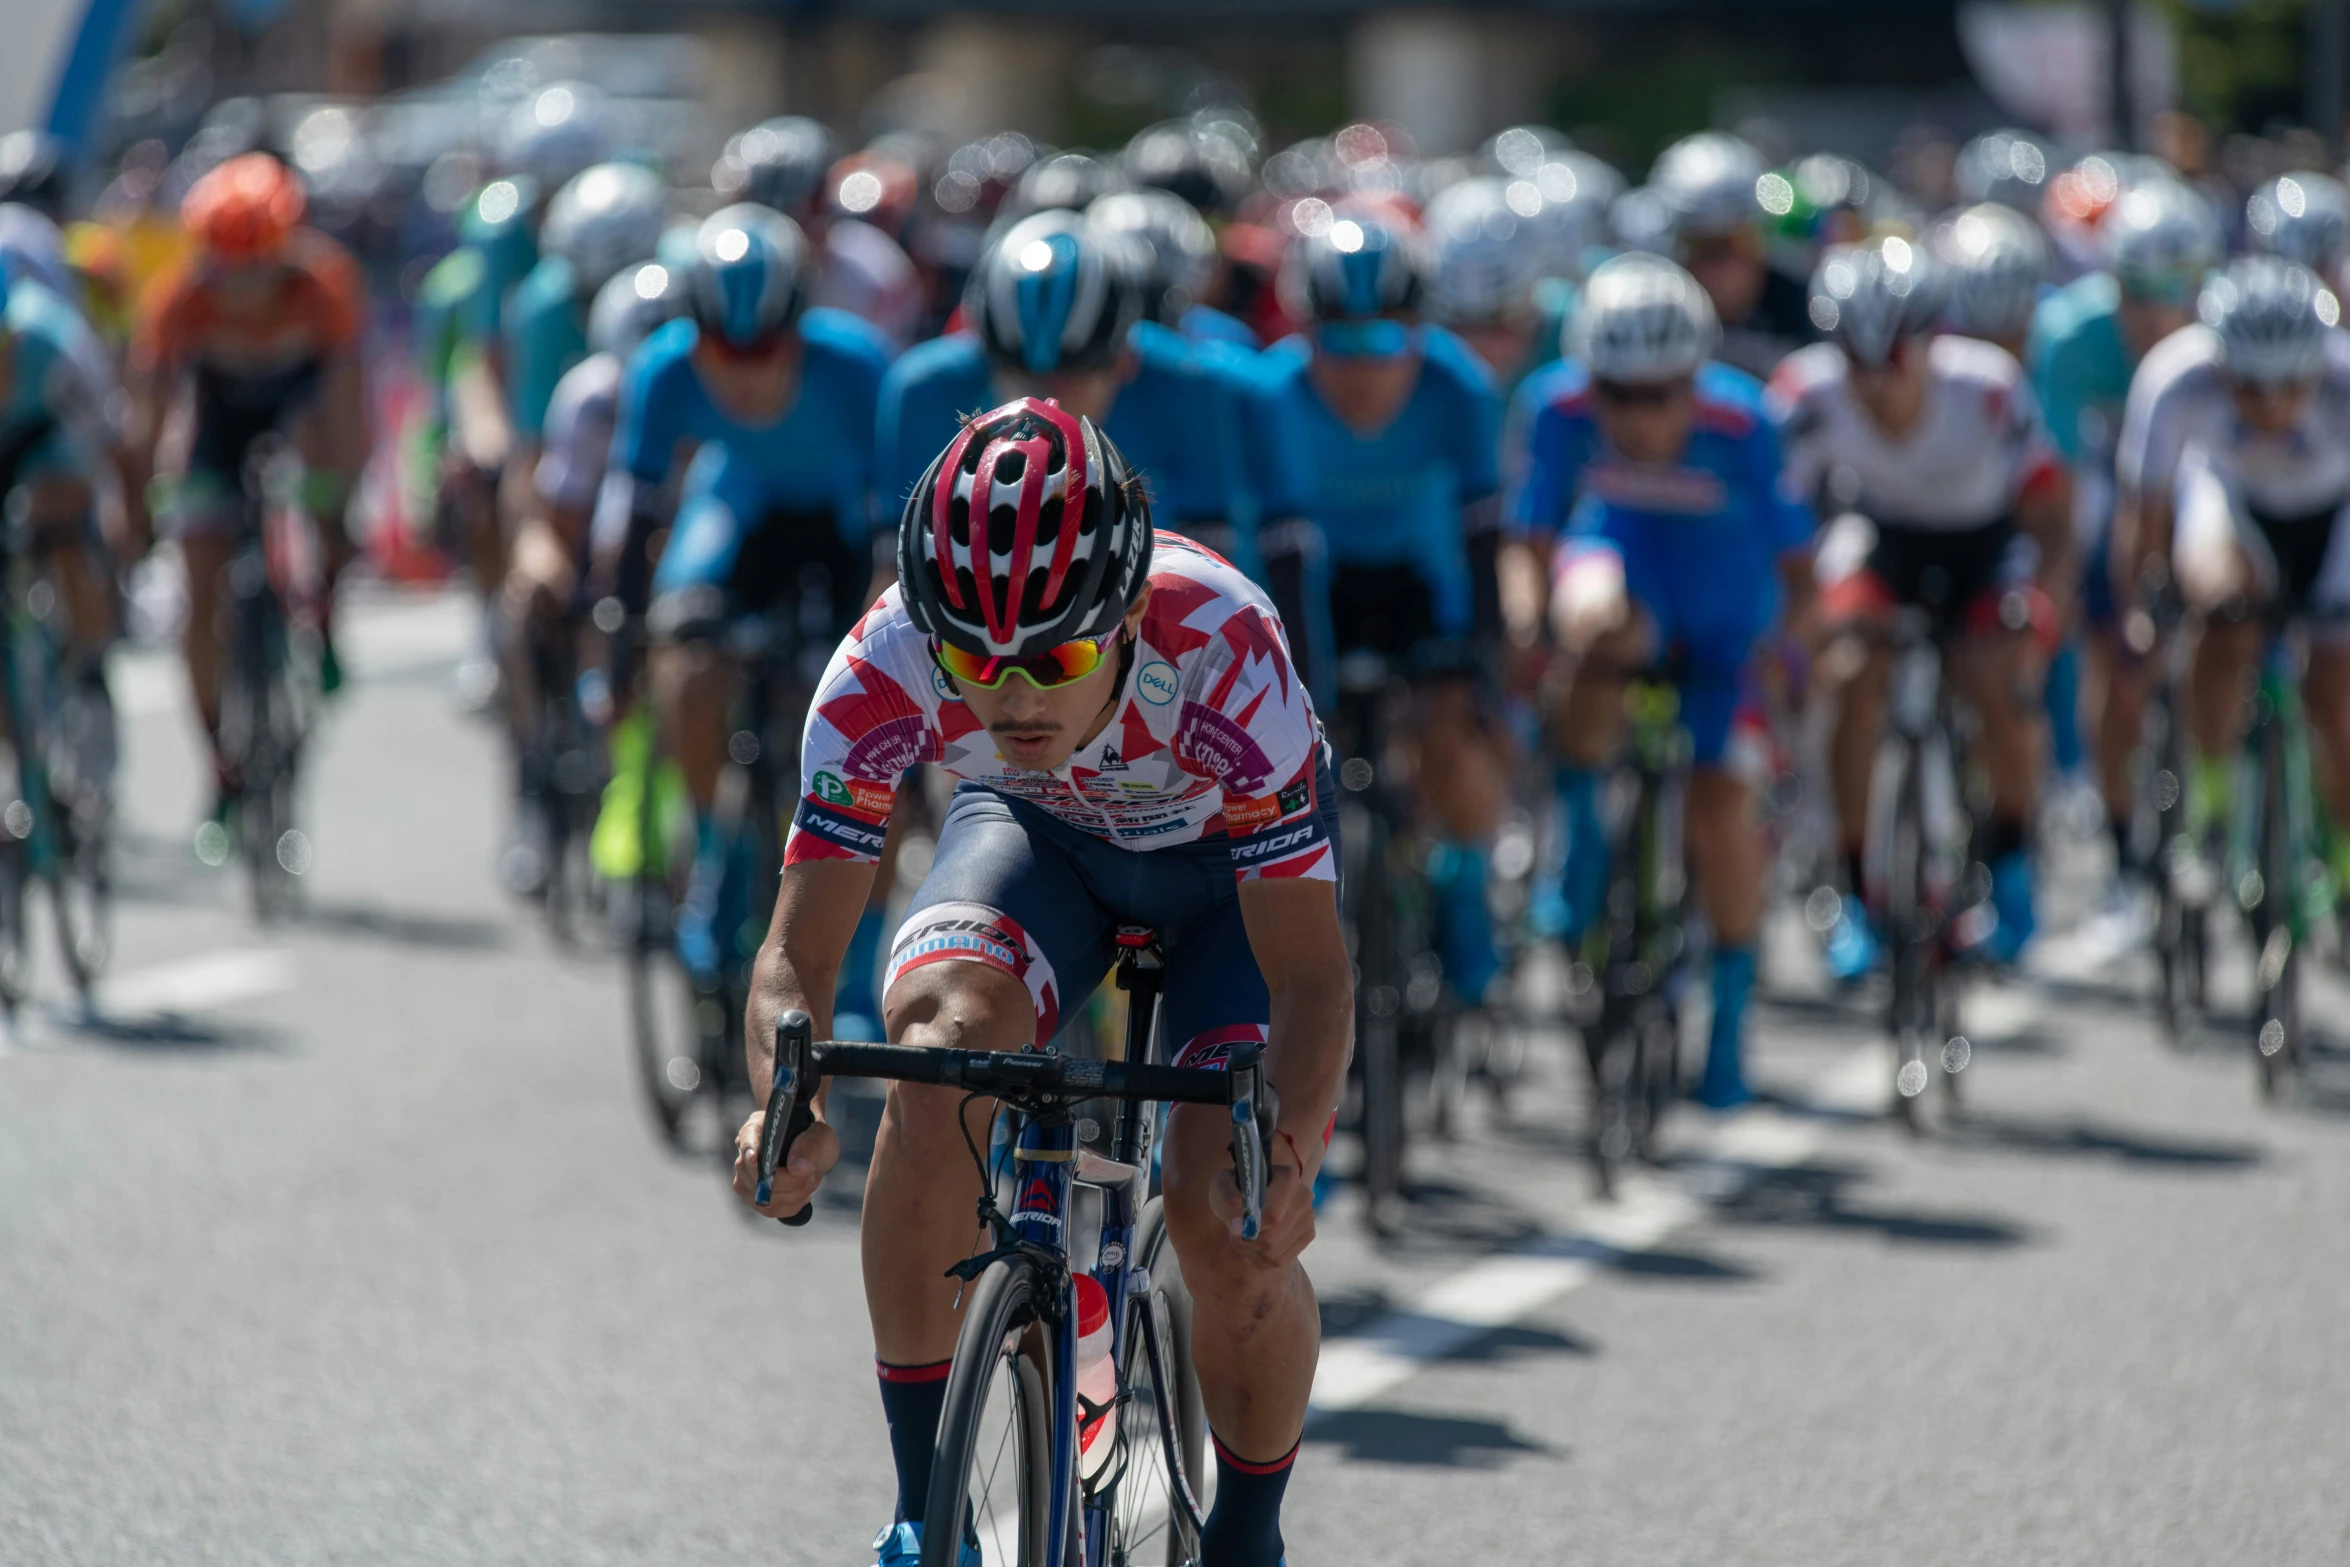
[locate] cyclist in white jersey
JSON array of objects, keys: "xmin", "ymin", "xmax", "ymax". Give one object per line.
[
  {"xmin": 734, "ymin": 399, "xmax": 1349, "ymax": 1567},
  {"xmin": 2115, "ymin": 255, "xmax": 2350, "ymax": 880},
  {"xmin": 1772, "ymin": 237, "xmax": 2071, "ymax": 972}
]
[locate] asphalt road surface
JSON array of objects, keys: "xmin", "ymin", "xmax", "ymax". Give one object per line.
[{"xmin": 7, "ymin": 586, "xmax": 2349, "ymax": 1565}]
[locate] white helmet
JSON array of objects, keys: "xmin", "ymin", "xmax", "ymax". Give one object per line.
[
  {"xmin": 1424, "ymin": 177, "xmax": 1546, "ymax": 326},
  {"xmin": 1954, "ymin": 129, "xmax": 2051, "ymax": 213},
  {"xmin": 2201, "ymin": 254, "xmax": 2340, "ymax": 387},
  {"xmin": 1519, "ymin": 153, "xmax": 1623, "ymax": 281},
  {"xmin": 1652, "ymin": 132, "xmax": 1765, "ymax": 240},
  {"xmin": 1571, "ymin": 252, "xmax": 1719, "ymax": 383},
  {"xmin": 2246, "ymin": 173, "xmax": 2350, "ymax": 275},
  {"xmin": 1086, "ymin": 188, "xmax": 1218, "ymax": 324},
  {"xmin": 498, "ymin": 82, "xmax": 608, "ymax": 192},
  {"xmin": 542, "ymin": 161, "xmax": 667, "ymax": 294},
  {"xmin": 1609, "ymin": 184, "xmax": 1677, "ymax": 256},
  {"xmin": 588, "ymin": 259, "xmax": 688, "ymax": 359},
  {"xmin": 1810, "ymin": 236, "xmax": 1942, "ymax": 367},
  {"xmin": 1936, "ymin": 203, "xmax": 2047, "ymax": 343},
  {"xmin": 2103, "ymin": 179, "xmax": 2222, "ymax": 304}
]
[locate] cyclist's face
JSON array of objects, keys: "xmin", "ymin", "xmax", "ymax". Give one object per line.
[
  {"xmin": 691, "ymin": 330, "xmax": 803, "ymax": 422},
  {"xmin": 1844, "ymin": 334, "xmax": 1931, "ymax": 435},
  {"xmin": 1681, "ymin": 229, "xmax": 1766, "ymax": 324},
  {"xmin": 952, "ymin": 591, "xmax": 1151, "ymax": 772},
  {"xmin": 1308, "ymin": 322, "xmax": 1421, "ymax": 431},
  {"xmin": 2118, "ymin": 294, "xmax": 2195, "ymax": 360},
  {"xmin": 1593, "ymin": 376, "xmax": 1696, "ymax": 463},
  {"xmin": 2229, "ymin": 376, "xmax": 2316, "ymax": 436}
]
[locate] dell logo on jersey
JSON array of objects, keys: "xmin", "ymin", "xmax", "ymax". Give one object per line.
[
  {"xmin": 1136, "ymin": 661, "xmax": 1179, "ymax": 705},
  {"xmin": 931, "ymin": 663, "xmax": 956, "ymax": 701}
]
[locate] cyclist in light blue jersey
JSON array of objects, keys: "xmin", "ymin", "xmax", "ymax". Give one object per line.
[
  {"xmin": 502, "ymin": 162, "xmax": 667, "ymax": 473},
  {"xmin": 877, "ymin": 208, "xmax": 1248, "ymax": 562},
  {"xmin": 600, "ymin": 204, "xmax": 892, "ymax": 996},
  {"xmin": 1251, "ymin": 206, "xmax": 1512, "ymax": 1007},
  {"xmin": 2028, "ymin": 177, "xmax": 2217, "ymax": 898},
  {"xmin": 1514, "ymin": 254, "xmax": 1815, "ymax": 1106}
]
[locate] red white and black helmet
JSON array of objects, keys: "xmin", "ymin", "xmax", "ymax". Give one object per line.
[{"xmin": 898, "ymin": 398, "xmax": 1153, "ymax": 659}]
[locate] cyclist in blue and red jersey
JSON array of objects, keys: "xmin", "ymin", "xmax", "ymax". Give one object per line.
[
  {"xmin": 1250, "ymin": 206, "xmax": 1512, "ymax": 1008},
  {"xmin": 734, "ymin": 399, "xmax": 1350, "ymax": 1567},
  {"xmin": 1512, "ymin": 253, "xmax": 1816, "ymax": 1106}
]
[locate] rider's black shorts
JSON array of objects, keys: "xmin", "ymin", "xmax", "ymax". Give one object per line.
[
  {"xmin": 186, "ymin": 358, "xmax": 324, "ymax": 489},
  {"xmin": 2245, "ymin": 499, "xmax": 2347, "ymax": 618},
  {"xmin": 648, "ymin": 506, "xmax": 869, "ymax": 644}
]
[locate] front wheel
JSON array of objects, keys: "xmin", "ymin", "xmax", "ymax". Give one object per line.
[
  {"xmin": 1100, "ymin": 1198, "xmax": 1207, "ymax": 1565},
  {"xmin": 923, "ymin": 1254, "xmax": 1056, "ymax": 1567},
  {"xmin": 624, "ymin": 880, "xmax": 702, "ymax": 1149}
]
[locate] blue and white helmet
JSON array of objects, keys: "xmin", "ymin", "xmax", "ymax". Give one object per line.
[
  {"xmin": 1936, "ymin": 202, "xmax": 2048, "ymax": 343},
  {"xmin": 1424, "ymin": 177, "xmax": 1546, "ymax": 325},
  {"xmin": 2201, "ymin": 254, "xmax": 2340, "ymax": 386},
  {"xmin": 2103, "ymin": 179, "xmax": 2222, "ymax": 304},
  {"xmin": 2246, "ymin": 173, "xmax": 2350, "ymax": 275},
  {"xmin": 967, "ymin": 208, "xmax": 1147, "ymax": 374},
  {"xmin": 1810, "ymin": 236, "xmax": 1942, "ymax": 367},
  {"xmin": 1652, "ymin": 132, "xmax": 1765, "ymax": 240},
  {"xmin": 498, "ymin": 82, "xmax": 608, "ymax": 192},
  {"xmin": 1572, "ymin": 253, "xmax": 1717, "ymax": 383},
  {"xmin": 541, "ymin": 161, "xmax": 667, "ymax": 295},
  {"xmin": 588, "ymin": 259, "xmax": 688, "ymax": 359},
  {"xmin": 1290, "ymin": 207, "xmax": 1427, "ymax": 322},
  {"xmin": 1086, "ymin": 188, "xmax": 1218, "ymax": 324},
  {"xmin": 686, "ymin": 203, "xmax": 809, "ymax": 348}
]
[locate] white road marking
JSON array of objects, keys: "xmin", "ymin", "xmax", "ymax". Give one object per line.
[
  {"xmin": 1308, "ymin": 986, "xmax": 2048, "ymax": 1419},
  {"xmin": 0, "ymin": 947, "xmax": 297, "ymax": 1054},
  {"xmin": 101, "ymin": 947, "xmax": 295, "ymax": 1015}
]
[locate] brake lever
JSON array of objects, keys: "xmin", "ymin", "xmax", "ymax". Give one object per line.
[
  {"xmin": 755, "ymin": 1010, "xmax": 819, "ymax": 1226},
  {"xmin": 1230, "ymin": 1061, "xmax": 1278, "ymax": 1243}
]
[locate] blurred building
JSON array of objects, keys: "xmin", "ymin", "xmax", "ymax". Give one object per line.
[{"xmin": 202, "ymin": 0, "xmax": 1975, "ymax": 164}]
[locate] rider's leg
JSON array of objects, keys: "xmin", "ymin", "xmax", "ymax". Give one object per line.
[
  {"xmin": 1682, "ymin": 662, "xmax": 1765, "ymax": 1107},
  {"xmin": 2089, "ymin": 630, "xmax": 2150, "ymax": 871},
  {"xmin": 1413, "ymin": 674, "xmax": 1508, "ymax": 1002},
  {"xmin": 1952, "ymin": 625, "xmax": 2048, "ymax": 959},
  {"xmin": 26, "ymin": 477, "xmax": 119, "ymax": 657},
  {"xmin": 1822, "ymin": 627, "xmax": 1892, "ymax": 976},
  {"xmin": 867, "ymin": 793, "xmax": 1111, "ymax": 1535},
  {"xmin": 1541, "ymin": 542, "xmax": 1649, "ymax": 943}
]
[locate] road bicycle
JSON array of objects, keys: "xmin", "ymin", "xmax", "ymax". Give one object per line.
[
  {"xmin": 2133, "ymin": 587, "xmax": 2212, "ymax": 1042},
  {"xmin": 1331, "ymin": 649, "xmax": 1444, "ymax": 1237},
  {"xmin": 1573, "ymin": 667, "xmax": 1692, "ymax": 1199},
  {"xmin": 0, "ymin": 498, "xmax": 113, "ymax": 1007},
  {"xmin": 1862, "ymin": 605, "xmax": 1982, "ymax": 1129},
  {"xmin": 208, "ymin": 441, "xmax": 318, "ymax": 922},
  {"xmin": 2225, "ymin": 605, "xmax": 2340, "ymax": 1097},
  {"xmin": 753, "ymin": 923, "xmax": 1275, "ymax": 1567}
]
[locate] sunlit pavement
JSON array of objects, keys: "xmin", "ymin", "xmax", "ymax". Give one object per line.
[{"xmin": 6, "ymin": 585, "xmax": 2347, "ymax": 1564}]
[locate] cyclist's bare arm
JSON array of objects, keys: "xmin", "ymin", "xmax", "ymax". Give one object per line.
[
  {"xmin": 1232, "ymin": 874, "xmax": 1353, "ymax": 1267},
  {"xmin": 449, "ymin": 353, "xmax": 514, "ymax": 473},
  {"xmin": 735, "ymin": 855, "xmax": 877, "ymax": 1218}
]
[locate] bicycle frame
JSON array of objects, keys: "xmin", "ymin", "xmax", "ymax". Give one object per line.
[{"xmin": 2229, "ymin": 630, "xmax": 2325, "ymax": 945}]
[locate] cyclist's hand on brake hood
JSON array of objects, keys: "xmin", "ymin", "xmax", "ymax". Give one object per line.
[
  {"xmin": 733, "ymin": 1110, "xmax": 839, "ymax": 1220},
  {"xmin": 1216, "ymin": 1148, "xmax": 1318, "ymax": 1270}
]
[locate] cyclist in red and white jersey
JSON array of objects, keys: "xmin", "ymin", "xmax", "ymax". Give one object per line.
[
  {"xmin": 733, "ymin": 398, "xmax": 1350, "ymax": 1567},
  {"xmin": 1772, "ymin": 236, "xmax": 2071, "ymax": 973}
]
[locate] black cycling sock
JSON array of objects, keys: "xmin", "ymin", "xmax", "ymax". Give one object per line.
[
  {"xmin": 1984, "ymin": 815, "xmax": 2030, "ymax": 864},
  {"xmin": 877, "ymin": 1358, "xmax": 953, "ymax": 1524},
  {"xmin": 2108, "ymin": 816, "xmax": 2139, "ymax": 876},
  {"xmin": 1201, "ymin": 1433, "xmax": 1295, "ymax": 1567},
  {"xmin": 1843, "ymin": 847, "xmax": 1868, "ymax": 898}
]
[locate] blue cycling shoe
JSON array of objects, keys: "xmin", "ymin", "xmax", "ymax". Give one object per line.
[
  {"xmin": 1823, "ymin": 894, "xmax": 1879, "ymax": 983},
  {"xmin": 874, "ymin": 1520, "xmax": 980, "ymax": 1567},
  {"xmin": 1973, "ymin": 851, "xmax": 2037, "ymax": 966}
]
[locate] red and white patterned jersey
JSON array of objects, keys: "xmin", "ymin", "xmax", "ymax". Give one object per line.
[{"xmin": 786, "ymin": 532, "xmax": 1334, "ymax": 884}]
